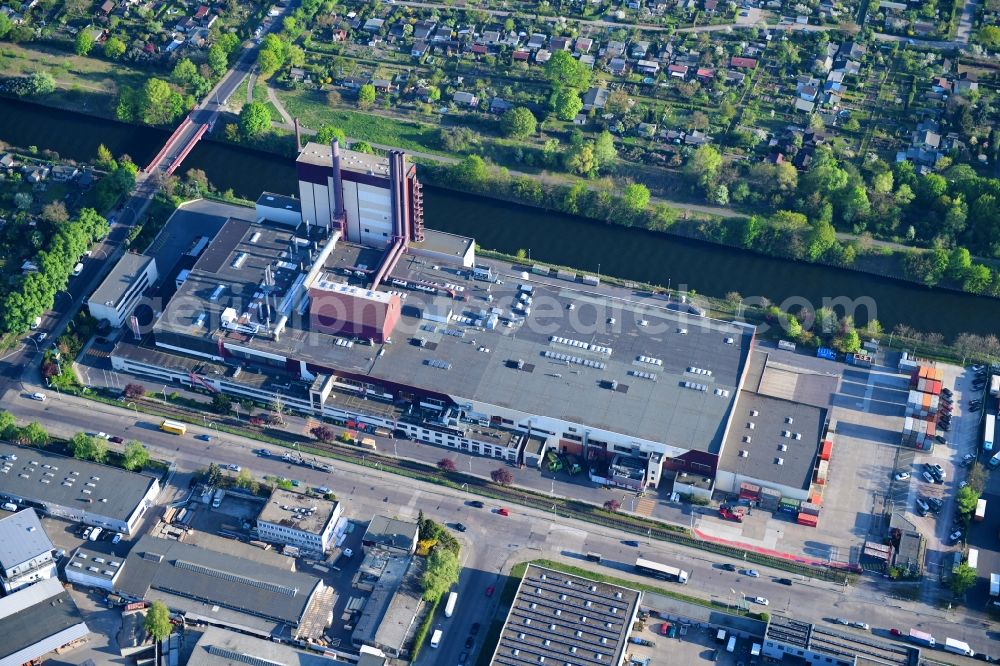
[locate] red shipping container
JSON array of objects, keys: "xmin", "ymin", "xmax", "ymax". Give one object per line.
[
  {"xmin": 797, "ymin": 513, "xmax": 818, "ymax": 527},
  {"xmin": 820, "ymin": 440, "xmax": 833, "ymax": 461},
  {"xmin": 739, "ymin": 482, "xmax": 761, "ymax": 500}
]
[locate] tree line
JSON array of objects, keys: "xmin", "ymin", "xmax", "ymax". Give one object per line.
[{"xmin": 1, "ymin": 207, "xmax": 109, "ymax": 333}]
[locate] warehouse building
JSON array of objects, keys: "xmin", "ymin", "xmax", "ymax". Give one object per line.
[
  {"xmin": 763, "ymin": 614, "xmax": 919, "ymax": 666},
  {"xmin": 0, "ymin": 443, "xmax": 160, "ymax": 536},
  {"xmin": 715, "ymin": 391, "xmax": 827, "ymax": 501},
  {"xmin": 0, "ymin": 508, "xmax": 56, "ymax": 594},
  {"xmin": 63, "ymin": 545, "xmax": 125, "ymax": 592},
  {"xmin": 86, "ymin": 252, "xmax": 158, "ymax": 329},
  {"xmin": 255, "ymin": 488, "xmax": 343, "ymax": 556},
  {"xmin": 362, "ymin": 515, "xmax": 419, "ymax": 557},
  {"xmin": 0, "ymin": 577, "xmax": 90, "ymax": 666},
  {"xmin": 114, "ymin": 535, "xmax": 331, "ymax": 638},
  {"xmin": 189, "ymin": 626, "xmax": 345, "ymax": 665},
  {"xmin": 489, "ymin": 564, "xmax": 641, "ymax": 666}
]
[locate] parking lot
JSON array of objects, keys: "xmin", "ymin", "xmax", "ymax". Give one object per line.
[{"xmin": 628, "ymin": 614, "xmax": 756, "ymax": 665}]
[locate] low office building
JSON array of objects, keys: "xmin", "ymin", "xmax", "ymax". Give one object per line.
[
  {"xmin": 0, "ymin": 443, "xmax": 160, "ymax": 536},
  {"xmin": 115, "ymin": 535, "xmax": 330, "ymax": 638},
  {"xmin": 763, "ymin": 614, "xmax": 919, "ymax": 666},
  {"xmin": 255, "ymin": 488, "xmax": 342, "ymax": 556},
  {"xmin": 256, "ymin": 192, "xmax": 303, "ymax": 227},
  {"xmin": 362, "ymin": 515, "xmax": 419, "ymax": 556},
  {"xmin": 0, "ymin": 577, "xmax": 90, "ymax": 666},
  {"xmin": 489, "ymin": 564, "xmax": 641, "ymax": 666},
  {"xmin": 0, "ymin": 508, "xmax": 56, "ymax": 593},
  {"xmin": 64, "ymin": 545, "xmax": 125, "ymax": 592},
  {"xmin": 87, "ymin": 252, "xmax": 158, "ymax": 329},
  {"xmin": 351, "ymin": 553, "xmax": 418, "ymax": 658}
]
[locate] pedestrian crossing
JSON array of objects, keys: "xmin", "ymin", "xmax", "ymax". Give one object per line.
[{"xmin": 634, "ymin": 496, "xmax": 657, "ymax": 516}]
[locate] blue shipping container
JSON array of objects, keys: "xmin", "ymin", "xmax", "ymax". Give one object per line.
[{"xmin": 817, "ymin": 347, "xmax": 837, "ymax": 360}]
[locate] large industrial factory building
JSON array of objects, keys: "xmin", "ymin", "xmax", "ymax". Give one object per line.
[{"xmin": 108, "ymin": 141, "xmax": 758, "ymax": 492}]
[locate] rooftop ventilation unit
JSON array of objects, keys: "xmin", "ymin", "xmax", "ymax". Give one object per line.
[
  {"xmin": 750, "ymin": 410, "xmax": 759, "ymax": 416},
  {"xmin": 209, "ymin": 285, "xmax": 226, "ymax": 301},
  {"xmin": 742, "ymin": 436, "xmax": 751, "ymax": 443},
  {"xmin": 775, "ymin": 458, "xmax": 784, "ymax": 465},
  {"xmin": 724, "ymin": 337, "xmax": 735, "ymax": 344},
  {"xmin": 231, "ymin": 252, "xmax": 248, "ymax": 269},
  {"xmin": 778, "ymin": 444, "xmax": 787, "ymax": 451},
  {"xmin": 249, "ymin": 231, "xmax": 262, "ymax": 244},
  {"xmin": 739, "ymin": 450, "xmax": 749, "ymax": 457},
  {"xmin": 785, "ymin": 416, "xmax": 794, "ymax": 424}
]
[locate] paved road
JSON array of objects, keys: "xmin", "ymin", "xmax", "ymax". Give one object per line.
[{"xmin": 3, "ymin": 386, "xmax": 995, "ymax": 658}]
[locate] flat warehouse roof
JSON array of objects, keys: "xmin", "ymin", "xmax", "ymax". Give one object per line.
[
  {"xmin": 491, "ymin": 564, "xmax": 640, "ymax": 666},
  {"xmin": 0, "ymin": 443, "xmax": 157, "ymax": 524},
  {"xmin": 0, "ymin": 578, "xmax": 90, "ymax": 666},
  {"xmin": 258, "ymin": 488, "xmax": 339, "ymax": 535},
  {"xmin": 719, "ymin": 391, "xmax": 826, "ymax": 490},
  {"xmin": 152, "ymin": 222, "xmax": 754, "ymax": 451},
  {"xmin": 115, "ymin": 535, "xmax": 322, "ymax": 625},
  {"xmin": 0, "ymin": 508, "xmax": 52, "ymax": 569}
]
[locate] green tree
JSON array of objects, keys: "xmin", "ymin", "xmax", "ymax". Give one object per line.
[
  {"xmin": 41, "ymin": 202, "xmax": 69, "ymax": 224},
  {"xmin": 947, "ymin": 247, "xmax": 972, "ymax": 279},
  {"xmin": 976, "ymin": 25, "xmax": 1000, "ymax": 49},
  {"xmin": 17, "ymin": 422, "xmax": 48, "ymax": 446},
  {"xmin": 353, "ymin": 141, "xmax": 374, "ymax": 154},
  {"xmin": 565, "ymin": 142, "xmax": 597, "ymax": 176},
  {"xmin": 206, "ymin": 462, "xmax": 223, "ymax": 486},
  {"xmin": 685, "ymin": 144, "xmax": 723, "ymax": 190},
  {"xmin": 96, "ymin": 144, "xmax": 116, "ymax": 170},
  {"xmin": 315, "ymin": 125, "xmax": 346, "ymax": 145},
  {"xmin": 544, "ymin": 50, "xmax": 591, "ymax": 91},
  {"xmin": 25, "ymin": 72, "xmax": 56, "ymax": 96},
  {"xmin": 140, "ymin": 78, "xmax": 185, "ymax": 126},
  {"xmin": 104, "ymin": 36, "xmax": 127, "ymax": 59},
  {"xmin": 144, "ymin": 601, "xmax": 172, "ymax": 641},
  {"xmin": 872, "ymin": 170, "xmax": 893, "ymax": 194},
  {"xmin": 956, "ymin": 485, "xmax": 980, "ymax": 515},
  {"xmin": 14, "ymin": 192, "xmax": 33, "ymax": 210},
  {"xmin": 593, "ymin": 130, "xmax": 617, "ymax": 170},
  {"xmin": 622, "ymin": 183, "xmax": 650, "ymax": 213},
  {"xmin": 208, "ymin": 44, "xmax": 228, "ymax": 75},
  {"xmin": 171, "ymin": 58, "xmax": 199, "ymax": 87},
  {"xmin": 450, "ymin": 155, "xmax": 488, "ymax": 189},
  {"xmin": 963, "ymin": 264, "xmax": 992, "ymax": 294},
  {"xmin": 784, "ymin": 314, "xmax": 803, "ymax": 339},
  {"xmin": 0, "ymin": 13, "xmax": 11, "ymax": 40},
  {"xmin": 0, "ymin": 411, "xmax": 16, "ymax": 440},
  {"xmin": 552, "ymin": 89, "xmax": 583, "ymax": 121},
  {"xmin": 950, "ymin": 562, "xmax": 976, "ymax": 595},
  {"xmin": 122, "ymin": 440, "xmax": 150, "ymax": 471},
  {"xmin": 257, "ymin": 48, "xmax": 282, "ymax": 77},
  {"xmin": 501, "ymin": 107, "xmax": 537, "ymax": 138},
  {"xmin": 75, "ymin": 30, "xmax": 95, "ymax": 56},
  {"xmin": 211, "ymin": 392, "xmax": 233, "ymax": 415},
  {"xmin": 71, "ymin": 433, "xmax": 107, "ymax": 463},
  {"xmin": 807, "ymin": 219, "xmax": 837, "ymax": 261},
  {"xmin": 420, "ymin": 547, "xmax": 460, "ymax": 601},
  {"xmin": 357, "ymin": 83, "xmax": 376, "ymax": 108},
  {"xmin": 238, "ymin": 102, "xmax": 271, "ymax": 138}
]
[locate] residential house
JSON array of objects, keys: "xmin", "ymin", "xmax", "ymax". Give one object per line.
[
  {"xmin": 431, "ymin": 25, "xmax": 452, "ymax": 42},
  {"xmin": 490, "ymin": 98, "xmax": 513, "ymax": 114},
  {"xmin": 470, "ymin": 43, "xmax": 488, "ymax": 56},
  {"xmin": 526, "ymin": 33, "xmax": 547, "ymax": 50},
  {"xmin": 193, "ymin": 4, "xmax": 208, "ymax": 19},
  {"xmin": 838, "ymin": 41, "xmax": 866, "ymax": 60},
  {"xmin": 22, "ymin": 165, "xmax": 49, "ymax": 183},
  {"xmin": 604, "ymin": 40, "xmax": 626, "ymax": 58},
  {"xmin": 637, "ymin": 122, "xmax": 658, "ymax": 138},
  {"xmin": 726, "ymin": 70, "xmax": 747, "ymax": 85},
  {"xmin": 667, "ymin": 63, "xmax": 687, "ymax": 78},
  {"xmin": 0, "ymin": 154, "xmax": 15, "ymax": 170},
  {"xmin": 457, "ymin": 25, "xmax": 475, "ymax": 41},
  {"xmin": 411, "ymin": 40, "xmax": 428, "ymax": 57},
  {"xmin": 638, "ymin": 59, "xmax": 661, "ymax": 75},
  {"xmin": 696, "ymin": 68, "xmax": 715, "ymax": 82},
  {"xmin": 342, "ymin": 75, "xmax": 369, "ymax": 90},
  {"xmin": 535, "ymin": 49, "xmax": 552, "ymax": 64},
  {"xmin": 827, "ymin": 70, "xmax": 845, "ymax": 84},
  {"xmin": 413, "ymin": 20, "xmax": 435, "ymax": 40},
  {"xmin": 51, "ymin": 165, "xmax": 79, "ymax": 182},
  {"xmin": 704, "ymin": 0, "xmax": 719, "ymax": 11},
  {"xmin": 814, "ymin": 55, "xmax": 833, "ymax": 73},
  {"xmin": 794, "ymin": 98, "xmax": 816, "ymax": 113},
  {"xmin": 331, "ymin": 28, "xmax": 348, "ymax": 42},
  {"xmin": 912, "ymin": 129, "xmax": 941, "ymax": 151},
  {"xmin": 550, "ymin": 36, "xmax": 571, "ymax": 51},
  {"xmin": 608, "ymin": 58, "xmax": 628, "ymax": 76},
  {"xmin": 512, "ymin": 50, "xmax": 530, "ymax": 62},
  {"xmin": 575, "ymin": 37, "xmax": 593, "ymax": 54},
  {"xmin": 731, "ymin": 56, "xmax": 757, "ymax": 69},
  {"xmin": 684, "ymin": 130, "xmax": 709, "ymax": 145},
  {"xmin": 796, "ymin": 77, "xmax": 819, "ymax": 102},
  {"xmin": 630, "ymin": 40, "xmax": 651, "ymax": 59},
  {"xmin": 98, "ymin": 0, "xmax": 114, "ymax": 15},
  {"xmin": 363, "ymin": 17, "xmax": 384, "ymax": 32},
  {"xmin": 955, "ymin": 78, "xmax": 978, "ymax": 94},
  {"xmin": 480, "ymin": 30, "xmax": 501, "ymax": 45},
  {"xmin": 453, "ymin": 91, "xmax": 479, "ymax": 107},
  {"xmin": 582, "ymin": 86, "xmax": 609, "ymax": 111},
  {"xmin": 579, "ymin": 54, "xmax": 596, "ymax": 68},
  {"xmin": 372, "ymin": 79, "xmax": 393, "ymax": 94}
]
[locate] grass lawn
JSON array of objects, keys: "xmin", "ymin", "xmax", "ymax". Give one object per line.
[
  {"xmin": 0, "ymin": 43, "xmax": 149, "ymax": 118},
  {"xmin": 278, "ymin": 88, "xmax": 445, "ymax": 154},
  {"xmin": 251, "ymin": 78, "xmax": 282, "ymax": 120}
]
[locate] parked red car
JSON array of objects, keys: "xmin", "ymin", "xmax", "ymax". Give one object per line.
[{"xmin": 497, "ymin": 507, "xmax": 510, "ymax": 516}]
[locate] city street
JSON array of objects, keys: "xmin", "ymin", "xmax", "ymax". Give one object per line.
[{"xmin": 3, "ymin": 385, "xmax": 994, "ymax": 657}]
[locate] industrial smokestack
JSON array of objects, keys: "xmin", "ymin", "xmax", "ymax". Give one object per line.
[
  {"xmin": 331, "ymin": 138, "xmax": 346, "ymax": 234},
  {"xmin": 294, "ymin": 118, "xmax": 301, "ymax": 151}
]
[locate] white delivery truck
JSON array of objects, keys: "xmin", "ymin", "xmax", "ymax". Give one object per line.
[
  {"xmin": 430, "ymin": 629, "xmax": 443, "ymax": 648},
  {"xmin": 944, "ymin": 637, "xmax": 975, "ymax": 656},
  {"xmin": 444, "ymin": 591, "xmax": 458, "ymax": 618},
  {"xmin": 89, "ymin": 527, "xmax": 102, "ymax": 541}
]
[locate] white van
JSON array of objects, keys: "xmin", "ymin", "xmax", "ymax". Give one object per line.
[
  {"xmin": 30, "ymin": 316, "xmax": 41, "ymax": 329},
  {"xmin": 430, "ymin": 629, "xmax": 443, "ymax": 648},
  {"xmin": 31, "ymin": 392, "xmax": 46, "ymax": 402},
  {"xmin": 89, "ymin": 527, "xmax": 102, "ymax": 541},
  {"xmin": 72, "ymin": 262, "xmax": 84, "ymax": 277},
  {"xmin": 1, "ymin": 502, "xmax": 17, "ymax": 512},
  {"xmin": 727, "ymin": 636, "xmax": 737, "ymax": 653}
]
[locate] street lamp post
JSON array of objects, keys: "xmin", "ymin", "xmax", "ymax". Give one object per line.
[
  {"xmin": 127, "ymin": 402, "xmax": 139, "ymax": 417},
  {"xmin": 161, "ymin": 385, "xmax": 168, "ymax": 405}
]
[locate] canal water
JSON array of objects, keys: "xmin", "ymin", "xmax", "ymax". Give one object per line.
[{"xmin": 2, "ymin": 96, "xmax": 996, "ymax": 340}]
